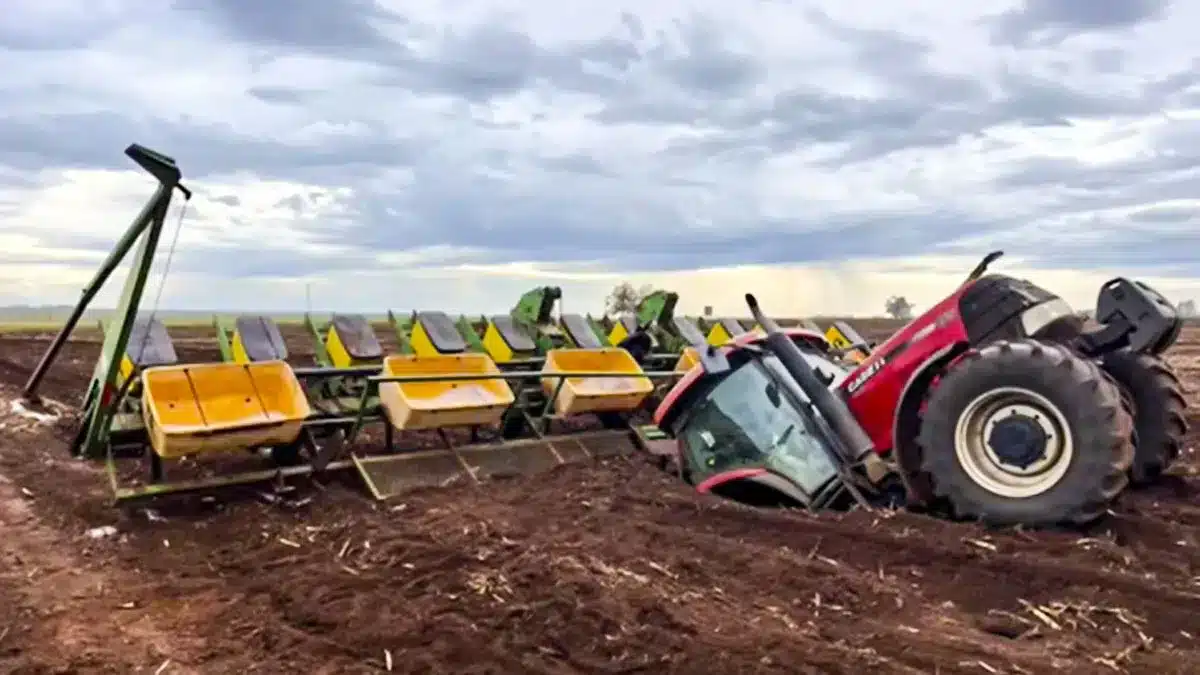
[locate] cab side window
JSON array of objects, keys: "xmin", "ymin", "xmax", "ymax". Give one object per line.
[{"xmin": 680, "ymin": 365, "xmax": 771, "ymax": 477}]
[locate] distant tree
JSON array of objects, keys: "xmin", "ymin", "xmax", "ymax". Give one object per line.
[
  {"xmin": 605, "ymin": 283, "xmax": 655, "ymax": 317},
  {"xmin": 885, "ymin": 295, "xmax": 914, "ymax": 320},
  {"xmin": 1179, "ymin": 299, "xmax": 1197, "ymax": 318},
  {"xmin": 606, "ymin": 282, "xmax": 640, "ymax": 316}
]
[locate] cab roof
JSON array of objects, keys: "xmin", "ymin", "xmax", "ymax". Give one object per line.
[{"xmin": 652, "ymin": 328, "xmax": 828, "ymax": 427}]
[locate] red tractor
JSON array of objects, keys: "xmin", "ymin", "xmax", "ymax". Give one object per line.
[{"xmin": 651, "ymin": 252, "xmax": 1188, "ymax": 527}]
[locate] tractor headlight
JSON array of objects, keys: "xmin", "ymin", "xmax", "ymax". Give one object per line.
[{"xmin": 1019, "ymin": 299, "xmax": 1075, "ymax": 337}]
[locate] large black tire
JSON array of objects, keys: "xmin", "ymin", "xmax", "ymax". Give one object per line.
[
  {"xmin": 917, "ymin": 340, "xmax": 1134, "ymax": 527},
  {"xmin": 1100, "ymin": 351, "xmax": 1188, "ymax": 485}
]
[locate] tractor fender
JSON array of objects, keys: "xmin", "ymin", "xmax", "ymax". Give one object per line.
[{"xmin": 890, "ymin": 342, "xmax": 970, "ymax": 503}]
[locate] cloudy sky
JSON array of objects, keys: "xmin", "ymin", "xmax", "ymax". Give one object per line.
[{"xmin": 1, "ymin": 0, "xmax": 1198, "ymax": 317}]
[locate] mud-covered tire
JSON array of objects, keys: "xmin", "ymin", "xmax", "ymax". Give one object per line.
[
  {"xmin": 1100, "ymin": 351, "xmax": 1188, "ymax": 485},
  {"xmin": 918, "ymin": 340, "xmax": 1133, "ymax": 527}
]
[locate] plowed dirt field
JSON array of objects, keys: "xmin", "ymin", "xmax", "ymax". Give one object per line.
[{"xmin": 0, "ymin": 323, "xmax": 1197, "ymax": 674}]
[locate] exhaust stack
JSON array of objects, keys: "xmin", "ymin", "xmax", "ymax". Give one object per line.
[{"xmin": 745, "ymin": 294, "xmax": 875, "ymax": 461}]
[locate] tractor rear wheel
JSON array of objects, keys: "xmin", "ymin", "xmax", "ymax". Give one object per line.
[
  {"xmin": 1100, "ymin": 351, "xmax": 1188, "ymax": 485},
  {"xmin": 918, "ymin": 340, "xmax": 1133, "ymax": 527}
]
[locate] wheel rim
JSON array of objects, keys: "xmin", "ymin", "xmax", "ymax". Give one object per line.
[{"xmin": 953, "ymin": 386, "xmax": 1075, "ymax": 498}]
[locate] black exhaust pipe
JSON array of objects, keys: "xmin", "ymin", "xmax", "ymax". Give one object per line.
[{"xmin": 745, "ymin": 294, "xmax": 875, "ymax": 461}]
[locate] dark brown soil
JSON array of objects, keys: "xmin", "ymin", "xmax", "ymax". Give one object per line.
[{"xmin": 0, "ymin": 323, "xmax": 1197, "ymax": 674}]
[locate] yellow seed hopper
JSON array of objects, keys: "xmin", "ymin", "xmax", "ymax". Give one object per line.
[
  {"xmin": 675, "ymin": 347, "xmax": 700, "ymax": 372},
  {"xmin": 824, "ymin": 321, "xmax": 872, "ymax": 364},
  {"xmin": 231, "ymin": 315, "xmax": 289, "ymax": 363},
  {"xmin": 482, "ymin": 315, "xmax": 539, "ymax": 363},
  {"xmin": 377, "ymin": 353, "xmax": 516, "ymax": 431},
  {"xmin": 141, "ymin": 360, "xmax": 311, "ymax": 458},
  {"xmin": 541, "ymin": 348, "xmax": 653, "ymax": 416},
  {"xmin": 706, "ymin": 318, "xmax": 747, "ymax": 346}
]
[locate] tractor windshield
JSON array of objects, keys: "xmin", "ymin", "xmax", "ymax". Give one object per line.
[{"xmin": 678, "ymin": 356, "xmax": 839, "ymax": 496}]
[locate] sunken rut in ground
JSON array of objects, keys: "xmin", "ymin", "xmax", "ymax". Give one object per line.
[{"xmin": 0, "ymin": 324, "xmax": 1197, "ymax": 674}]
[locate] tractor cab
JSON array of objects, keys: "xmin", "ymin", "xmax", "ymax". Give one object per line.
[{"xmin": 654, "ymin": 330, "xmax": 859, "ymax": 511}]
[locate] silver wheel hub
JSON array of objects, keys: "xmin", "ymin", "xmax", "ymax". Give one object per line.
[{"xmin": 954, "ymin": 387, "xmax": 1075, "ymax": 498}]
